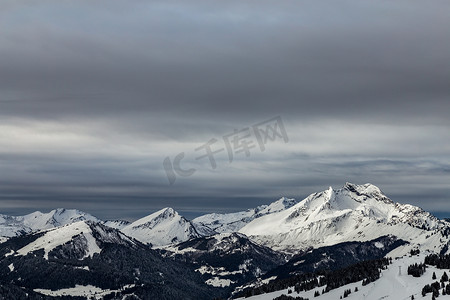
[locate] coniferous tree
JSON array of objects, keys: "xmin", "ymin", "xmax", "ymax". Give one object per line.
[
  {"xmin": 237, "ymin": 256, "xmax": 391, "ymax": 298},
  {"xmin": 442, "ymin": 271, "xmax": 449, "ymax": 282},
  {"xmin": 423, "ymin": 284, "xmax": 432, "ymax": 296},
  {"xmin": 407, "ymin": 263, "xmax": 426, "ymax": 277},
  {"xmin": 343, "ymin": 289, "xmax": 352, "ymax": 298}
]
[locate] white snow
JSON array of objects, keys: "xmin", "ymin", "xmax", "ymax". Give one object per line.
[
  {"xmin": 293, "ymin": 260, "xmax": 305, "ymax": 266},
  {"xmin": 121, "ymin": 207, "xmax": 201, "ymax": 246},
  {"xmin": 261, "ymin": 276, "xmax": 277, "ymax": 284},
  {"xmin": 239, "ymin": 183, "xmax": 448, "ymax": 256},
  {"xmin": 8, "ymin": 263, "xmax": 14, "ymax": 272},
  {"xmin": 196, "ymin": 265, "xmax": 215, "ymax": 274},
  {"xmin": 83, "ymin": 227, "xmax": 102, "ymax": 258},
  {"xmin": 205, "ymin": 277, "xmax": 234, "ymax": 287},
  {"xmin": 239, "ymin": 253, "xmax": 450, "ymax": 300},
  {"xmin": 16, "ymin": 221, "xmax": 101, "ymax": 259},
  {"xmin": 195, "ymin": 265, "xmax": 243, "ymax": 276},
  {"xmin": 34, "ymin": 284, "xmax": 135, "ymax": 298},
  {"xmin": 0, "ymin": 208, "xmax": 99, "ymax": 238},
  {"xmin": 374, "ymin": 242, "xmax": 384, "ymax": 249},
  {"xmin": 103, "ymin": 219, "xmax": 130, "ymax": 230},
  {"xmin": 163, "ymin": 244, "xmax": 199, "ymax": 255},
  {"xmin": 193, "ymin": 197, "xmax": 297, "ymax": 233}
]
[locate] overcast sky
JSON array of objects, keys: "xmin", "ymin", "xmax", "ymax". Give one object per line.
[{"xmin": 1, "ymin": 0, "xmax": 449, "ymax": 221}]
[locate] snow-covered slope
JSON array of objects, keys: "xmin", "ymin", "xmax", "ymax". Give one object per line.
[
  {"xmin": 238, "ymin": 253, "xmax": 450, "ymax": 300},
  {"xmin": 121, "ymin": 207, "xmax": 202, "ymax": 247},
  {"xmin": 193, "ymin": 197, "xmax": 297, "ymax": 234},
  {"xmin": 9, "ymin": 220, "xmax": 136, "ymax": 260},
  {"xmin": 103, "ymin": 219, "xmax": 131, "ymax": 230},
  {"xmin": 0, "ymin": 221, "xmax": 217, "ymax": 299},
  {"xmin": 0, "ymin": 208, "xmax": 99, "ymax": 238},
  {"xmin": 240, "ymin": 183, "xmax": 450, "ymax": 256}
]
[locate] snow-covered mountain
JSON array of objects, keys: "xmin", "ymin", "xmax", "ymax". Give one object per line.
[
  {"xmin": 240, "ymin": 182, "xmax": 450, "ymax": 256},
  {"xmin": 0, "ymin": 207, "xmax": 206, "ymax": 248},
  {"xmin": 163, "ymin": 232, "xmax": 286, "ymax": 288},
  {"xmin": 6, "ymin": 220, "xmax": 137, "ymax": 260},
  {"xmin": 2, "ymin": 183, "xmax": 449, "ymax": 256},
  {"xmin": 2, "ymin": 182, "xmax": 450, "ymax": 299},
  {"xmin": 0, "ymin": 208, "xmax": 99, "ymax": 238},
  {"xmin": 192, "ymin": 197, "xmax": 297, "ymax": 234},
  {"xmin": 121, "ymin": 207, "xmax": 203, "ymax": 247},
  {"xmin": 0, "ymin": 221, "xmax": 219, "ymax": 300}
]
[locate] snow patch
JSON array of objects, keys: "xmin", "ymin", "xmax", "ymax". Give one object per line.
[
  {"xmin": 261, "ymin": 276, "xmax": 277, "ymax": 284},
  {"xmin": 195, "ymin": 265, "xmax": 243, "ymax": 276},
  {"xmin": 205, "ymin": 277, "xmax": 234, "ymax": 287},
  {"xmin": 374, "ymin": 242, "xmax": 384, "ymax": 249},
  {"xmin": 34, "ymin": 284, "xmax": 135, "ymax": 298},
  {"xmin": 293, "ymin": 259, "xmax": 305, "ymax": 266}
]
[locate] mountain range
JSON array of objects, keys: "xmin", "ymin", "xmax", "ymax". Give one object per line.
[
  {"xmin": 240, "ymin": 182, "xmax": 449, "ymax": 256},
  {"xmin": 1, "ymin": 182, "xmax": 450, "ymax": 299}
]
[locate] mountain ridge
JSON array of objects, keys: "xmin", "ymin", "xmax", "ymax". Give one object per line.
[
  {"xmin": 0, "ymin": 208, "xmax": 100, "ymax": 238},
  {"xmin": 2, "ymin": 183, "xmax": 449, "ymax": 254},
  {"xmin": 239, "ymin": 183, "xmax": 450, "ymax": 256},
  {"xmin": 0, "ymin": 197, "xmax": 298, "ymax": 247},
  {"xmin": 192, "ymin": 196, "xmax": 298, "ymax": 234},
  {"xmin": 1, "ymin": 182, "xmax": 450, "ymax": 299}
]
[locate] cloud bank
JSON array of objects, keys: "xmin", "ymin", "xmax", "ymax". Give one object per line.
[{"xmin": 1, "ymin": 0, "xmax": 449, "ymax": 220}]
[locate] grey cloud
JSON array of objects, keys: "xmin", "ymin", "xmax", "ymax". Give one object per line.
[
  {"xmin": 1, "ymin": 0, "xmax": 450, "ymax": 122},
  {"xmin": 0, "ymin": 0, "xmax": 449, "ymax": 220}
]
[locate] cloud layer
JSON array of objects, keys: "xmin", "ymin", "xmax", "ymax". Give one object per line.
[{"xmin": 1, "ymin": 0, "xmax": 449, "ymax": 220}]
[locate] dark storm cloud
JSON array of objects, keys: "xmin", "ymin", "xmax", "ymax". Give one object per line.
[{"xmin": 0, "ymin": 0, "xmax": 449, "ymax": 220}]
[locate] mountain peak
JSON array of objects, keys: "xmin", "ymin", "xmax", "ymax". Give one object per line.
[
  {"xmin": 344, "ymin": 182, "xmax": 381, "ymax": 193},
  {"xmin": 240, "ymin": 183, "xmax": 444, "ymax": 254},
  {"xmin": 159, "ymin": 207, "xmax": 177, "ymax": 217},
  {"xmin": 0, "ymin": 208, "xmax": 99, "ymax": 238},
  {"xmin": 12, "ymin": 220, "xmax": 137, "ymax": 260},
  {"xmin": 341, "ymin": 182, "xmax": 392, "ymax": 204},
  {"xmin": 121, "ymin": 207, "xmax": 200, "ymax": 246},
  {"xmin": 278, "ymin": 196, "xmax": 298, "ymax": 207}
]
